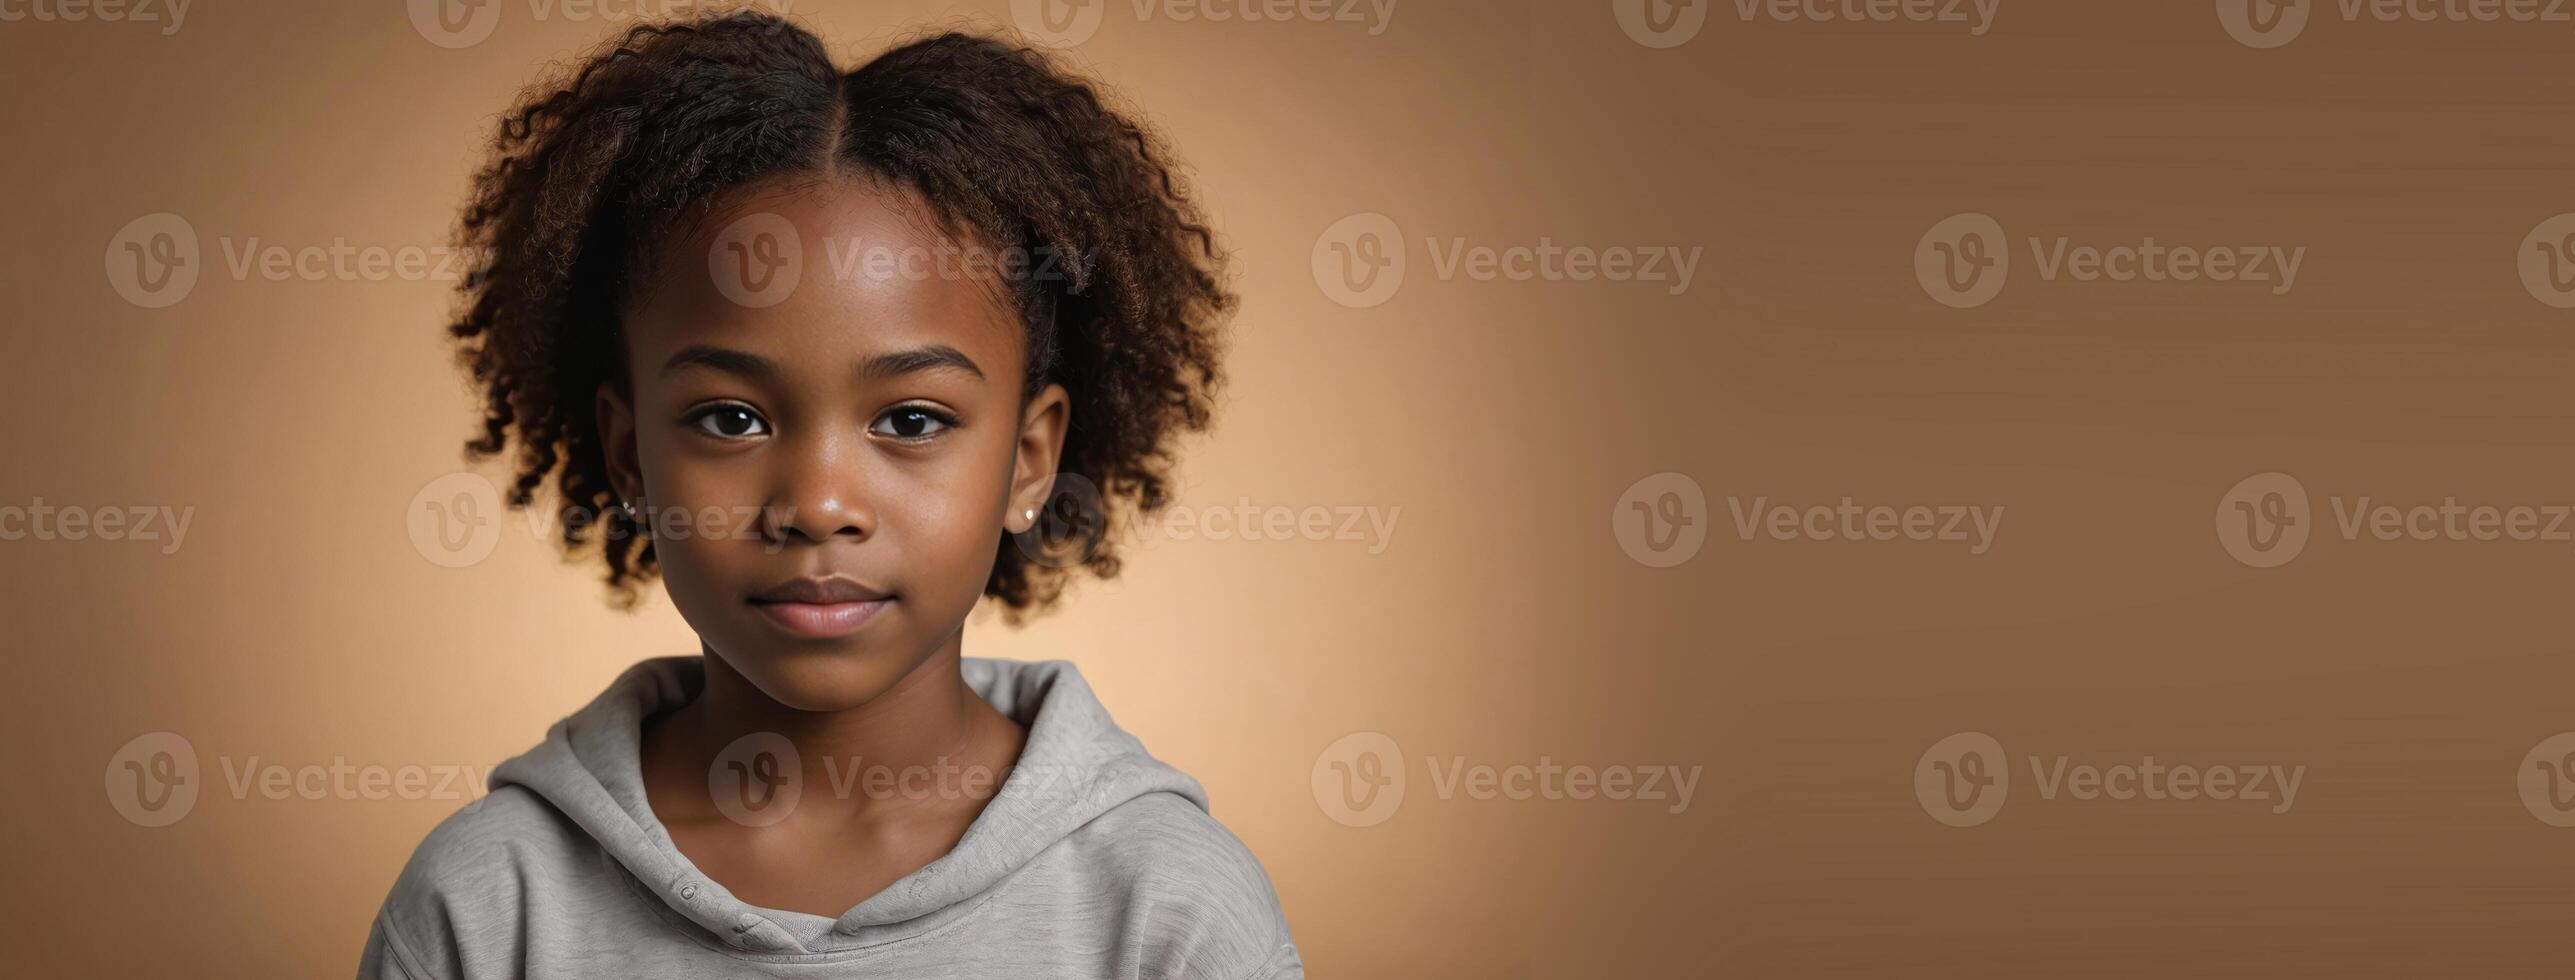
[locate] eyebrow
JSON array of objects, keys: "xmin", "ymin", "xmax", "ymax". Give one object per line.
[
  {"xmin": 860, "ymin": 344, "xmax": 985, "ymax": 382},
  {"xmin": 659, "ymin": 344, "xmax": 985, "ymax": 382},
  {"xmin": 660, "ymin": 345, "xmax": 778, "ymax": 382}
]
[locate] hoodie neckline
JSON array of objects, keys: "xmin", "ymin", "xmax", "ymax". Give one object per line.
[{"xmin": 486, "ymin": 655, "xmax": 1206, "ymax": 958}]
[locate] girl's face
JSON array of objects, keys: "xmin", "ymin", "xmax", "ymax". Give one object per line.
[{"xmin": 598, "ymin": 177, "xmax": 1068, "ymax": 711}]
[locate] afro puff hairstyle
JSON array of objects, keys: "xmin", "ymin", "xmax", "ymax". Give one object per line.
[{"xmin": 445, "ymin": 10, "xmax": 1233, "ymax": 618}]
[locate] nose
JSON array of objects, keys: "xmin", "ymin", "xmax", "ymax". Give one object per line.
[{"xmin": 760, "ymin": 429, "xmax": 877, "ymax": 545}]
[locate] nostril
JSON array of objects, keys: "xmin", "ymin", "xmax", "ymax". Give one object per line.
[
  {"xmin": 759, "ymin": 502, "xmax": 814, "ymax": 545},
  {"xmin": 759, "ymin": 499, "xmax": 871, "ymax": 545}
]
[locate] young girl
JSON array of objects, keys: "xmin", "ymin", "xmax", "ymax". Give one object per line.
[{"xmin": 362, "ymin": 11, "xmax": 1300, "ymax": 978}]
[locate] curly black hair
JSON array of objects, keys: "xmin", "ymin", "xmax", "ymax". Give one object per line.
[{"xmin": 447, "ymin": 10, "xmax": 1231, "ymax": 617}]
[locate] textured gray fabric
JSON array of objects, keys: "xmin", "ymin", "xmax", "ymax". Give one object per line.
[{"xmin": 359, "ymin": 657, "xmax": 1302, "ymax": 979}]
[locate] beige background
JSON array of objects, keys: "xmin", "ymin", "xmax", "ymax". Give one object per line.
[{"xmin": 9, "ymin": 0, "xmax": 2575, "ymax": 976}]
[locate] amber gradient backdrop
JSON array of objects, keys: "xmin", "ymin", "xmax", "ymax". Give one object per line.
[{"xmin": 10, "ymin": 0, "xmax": 2575, "ymax": 976}]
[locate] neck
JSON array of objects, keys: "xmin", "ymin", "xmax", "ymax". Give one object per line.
[{"xmin": 653, "ymin": 631, "xmax": 1021, "ymax": 820}]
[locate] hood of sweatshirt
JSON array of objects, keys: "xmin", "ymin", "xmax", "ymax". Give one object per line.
[{"xmin": 484, "ymin": 655, "xmax": 1208, "ymax": 956}]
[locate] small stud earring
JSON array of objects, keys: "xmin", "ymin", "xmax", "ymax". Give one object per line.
[{"xmin": 1026, "ymin": 508, "xmax": 1037, "ymax": 522}]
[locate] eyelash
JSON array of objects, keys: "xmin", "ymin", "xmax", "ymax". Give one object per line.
[
  {"xmin": 872, "ymin": 404, "xmax": 959, "ymax": 442},
  {"xmin": 684, "ymin": 402, "xmax": 768, "ymax": 440},
  {"xmin": 678, "ymin": 402, "xmax": 959, "ymax": 443}
]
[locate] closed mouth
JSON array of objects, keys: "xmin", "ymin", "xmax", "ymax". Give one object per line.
[
  {"xmin": 746, "ymin": 576, "xmax": 893, "ymax": 637},
  {"xmin": 748, "ymin": 597, "xmax": 889, "ymax": 638}
]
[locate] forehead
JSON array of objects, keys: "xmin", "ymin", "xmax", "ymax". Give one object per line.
[{"xmin": 625, "ymin": 175, "xmax": 1025, "ymax": 378}]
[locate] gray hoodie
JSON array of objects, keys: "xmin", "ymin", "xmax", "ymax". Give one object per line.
[{"xmin": 359, "ymin": 656, "xmax": 1303, "ymax": 979}]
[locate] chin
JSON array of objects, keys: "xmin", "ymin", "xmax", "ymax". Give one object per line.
[{"xmin": 716, "ymin": 633, "xmax": 938, "ymax": 713}]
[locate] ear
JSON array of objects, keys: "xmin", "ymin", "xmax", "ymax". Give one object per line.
[
  {"xmin": 1005, "ymin": 383, "xmax": 1071, "ymax": 534},
  {"xmin": 595, "ymin": 382, "xmax": 644, "ymax": 505}
]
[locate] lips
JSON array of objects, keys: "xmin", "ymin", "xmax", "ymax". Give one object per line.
[
  {"xmin": 750, "ymin": 576, "xmax": 889, "ymax": 605},
  {"xmin": 748, "ymin": 576, "xmax": 892, "ymax": 638}
]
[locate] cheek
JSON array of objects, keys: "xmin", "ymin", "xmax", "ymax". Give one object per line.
[
  {"xmin": 637, "ymin": 445, "xmax": 765, "ymax": 545},
  {"xmin": 881, "ymin": 437, "xmax": 1017, "ymax": 565},
  {"xmin": 629, "ymin": 431, "xmax": 763, "ymax": 594},
  {"xmin": 643, "ymin": 448, "xmax": 769, "ymax": 512}
]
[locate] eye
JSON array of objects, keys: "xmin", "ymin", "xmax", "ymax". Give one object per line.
[
  {"xmin": 871, "ymin": 405, "xmax": 956, "ymax": 441},
  {"xmin": 686, "ymin": 403, "xmax": 769, "ymax": 440}
]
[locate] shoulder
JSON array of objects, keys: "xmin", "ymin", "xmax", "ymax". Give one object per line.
[
  {"xmin": 368, "ymin": 788, "xmax": 587, "ymax": 976},
  {"xmin": 390, "ymin": 784, "xmax": 586, "ymax": 894},
  {"xmin": 1047, "ymin": 792, "xmax": 1305, "ymax": 979}
]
